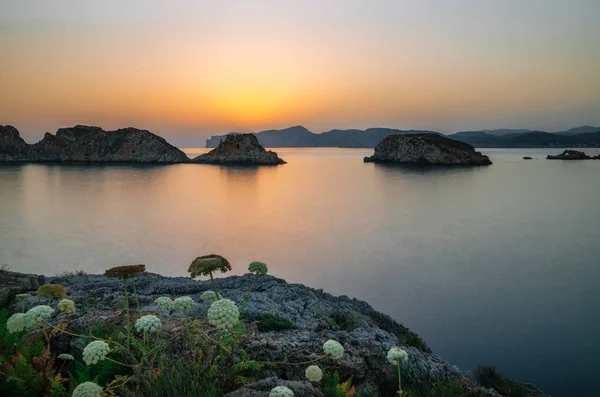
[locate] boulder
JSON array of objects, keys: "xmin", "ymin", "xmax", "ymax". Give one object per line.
[
  {"xmin": 546, "ymin": 150, "xmax": 592, "ymax": 160},
  {"xmin": 523, "ymin": 157, "xmax": 533, "ymax": 160},
  {"xmin": 0, "ymin": 125, "xmax": 190, "ymax": 163},
  {"xmin": 0, "ymin": 269, "xmax": 45, "ymax": 307},
  {"xmin": 193, "ymin": 133, "xmax": 286, "ymax": 165},
  {"xmin": 364, "ymin": 134, "xmax": 492, "ymax": 165}
]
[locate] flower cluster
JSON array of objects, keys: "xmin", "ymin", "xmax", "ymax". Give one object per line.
[
  {"xmin": 207, "ymin": 299, "xmax": 240, "ymax": 329},
  {"xmin": 15, "ymin": 293, "xmax": 31, "ymax": 301},
  {"xmin": 155, "ymin": 297, "xmax": 174, "ymax": 311},
  {"xmin": 248, "ymin": 261, "xmax": 268, "ymax": 275},
  {"xmin": 7, "ymin": 313, "xmax": 27, "ymax": 333},
  {"xmin": 305, "ymin": 365, "xmax": 323, "ymax": 382},
  {"xmin": 135, "ymin": 315, "xmax": 163, "ymax": 333},
  {"xmin": 270, "ymin": 386, "xmax": 294, "ymax": 397},
  {"xmin": 25, "ymin": 305, "xmax": 54, "ymax": 328},
  {"xmin": 188, "ymin": 254, "xmax": 231, "ymax": 278},
  {"xmin": 57, "ymin": 353, "xmax": 75, "ymax": 361},
  {"xmin": 83, "ymin": 340, "xmax": 110, "ymax": 365},
  {"xmin": 323, "ymin": 340, "xmax": 344, "ymax": 359},
  {"xmin": 104, "ymin": 264, "xmax": 145, "ymax": 278},
  {"xmin": 174, "ymin": 296, "xmax": 197, "ymax": 312},
  {"xmin": 387, "ymin": 347, "xmax": 408, "ymax": 365},
  {"xmin": 72, "ymin": 381, "xmax": 103, "ymax": 397},
  {"xmin": 36, "ymin": 284, "xmax": 66, "ymax": 300},
  {"xmin": 200, "ymin": 290, "xmax": 221, "ymax": 302},
  {"xmin": 58, "ymin": 298, "xmax": 76, "ymax": 313}
]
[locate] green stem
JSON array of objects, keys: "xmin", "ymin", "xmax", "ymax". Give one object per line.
[
  {"xmin": 209, "ymin": 272, "xmax": 220, "ymax": 299},
  {"xmin": 21, "ymin": 300, "xmax": 25, "ymax": 313},
  {"xmin": 131, "ymin": 276, "xmax": 141, "ymax": 314},
  {"xmin": 123, "ymin": 277, "xmax": 131, "ymax": 348},
  {"xmin": 253, "ymin": 353, "xmax": 330, "ymax": 366},
  {"xmin": 41, "ymin": 319, "xmax": 128, "ymax": 351},
  {"xmin": 397, "ymin": 362, "xmax": 402, "ymax": 396}
]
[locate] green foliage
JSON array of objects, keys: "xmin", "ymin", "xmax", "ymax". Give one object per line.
[
  {"xmin": 324, "ymin": 371, "xmax": 355, "ymax": 397},
  {"xmin": 329, "ymin": 309, "xmax": 358, "ymax": 332},
  {"xmin": 428, "ymin": 380, "xmax": 481, "ymax": 397},
  {"xmin": 405, "ymin": 331, "xmax": 424, "ymax": 349},
  {"xmin": 257, "ymin": 313, "xmax": 293, "ymax": 332},
  {"xmin": 476, "ymin": 366, "xmax": 531, "ymax": 397}
]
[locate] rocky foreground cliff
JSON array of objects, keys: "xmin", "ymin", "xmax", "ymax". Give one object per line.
[
  {"xmin": 0, "ymin": 125, "xmax": 189, "ymax": 163},
  {"xmin": 1, "ymin": 270, "xmax": 544, "ymax": 397},
  {"xmin": 364, "ymin": 134, "xmax": 492, "ymax": 166}
]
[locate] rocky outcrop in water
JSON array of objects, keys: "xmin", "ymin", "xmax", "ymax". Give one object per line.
[
  {"xmin": 194, "ymin": 133, "xmax": 286, "ymax": 165},
  {"xmin": 2, "ymin": 270, "xmax": 545, "ymax": 396},
  {"xmin": 546, "ymin": 150, "xmax": 595, "ymax": 160},
  {"xmin": 0, "ymin": 125, "xmax": 189, "ymax": 163},
  {"xmin": 364, "ymin": 134, "xmax": 492, "ymax": 165}
]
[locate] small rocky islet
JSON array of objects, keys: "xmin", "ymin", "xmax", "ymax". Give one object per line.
[
  {"xmin": 363, "ymin": 134, "xmax": 493, "ymax": 166},
  {"xmin": 546, "ymin": 150, "xmax": 599, "ymax": 160},
  {"xmin": 0, "ymin": 265, "xmax": 545, "ymax": 397}
]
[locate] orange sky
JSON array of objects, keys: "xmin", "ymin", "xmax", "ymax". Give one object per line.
[{"xmin": 1, "ymin": 1, "xmax": 599, "ymax": 146}]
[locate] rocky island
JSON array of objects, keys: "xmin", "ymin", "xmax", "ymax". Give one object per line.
[
  {"xmin": 193, "ymin": 133, "xmax": 286, "ymax": 165},
  {"xmin": 546, "ymin": 150, "xmax": 599, "ymax": 160},
  {"xmin": 0, "ymin": 266, "xmax": 544, "ymax": 397},
  {"xmin": 0, "ymin": 125, "xmax": 189, "ymax": 163},
  {"xmin": 364, "ymin": 134, "xmax": 492, "ymax": 165}
]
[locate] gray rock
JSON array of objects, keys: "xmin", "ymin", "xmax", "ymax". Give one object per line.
[
  {"xmin": 226, "ymin": 377, "xmax": 323, "ymax": 397},
  {"xmin": 364, "ymin": 134, "xmax": 492, "ymax": 165},
  {"xmin": 0, "ymin": 269, "xmax": 45, "ymax": 307},
  {"xmin": 193, "ymin": 133, "xmax": 286, "ymax": 165},
  {"xmin": 0, "ymin": 125, "xmax": 190, "ymax": 163}
]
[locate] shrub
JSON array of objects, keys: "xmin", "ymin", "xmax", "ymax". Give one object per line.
[
  {"xmin": 257, "ymin": 313, "xmax": 293, "ymax": 332},
  {"xmin": 36, "ymin": 284, "xmax": 67, "ymax": 301},
  {"xmin": 248, "ymin": 261, "xmax": 268, "ymax": 275},
  {"xmin": 329, "ymin": 310, "xmax": 358, "ymax": 331},
  {"xmin": 405, "ymin": 331, "xmax": 424, "ymax": 349}
]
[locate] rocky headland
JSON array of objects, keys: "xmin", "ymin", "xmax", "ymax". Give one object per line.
[
  {"xmin": 546, "ymin": 150, "xmax": 599, "ymax": 160},
  {"xmin": 193, "ymin": 133, "xmax": 286, "ymax": 165},
  {"xmin": 0, "ymin": 125, "xmax": 189, "ymax": 163},
  {"xmin": 0, "ymin": 269, "xmax": 544, "ymax": 397},
  {"xmin": 364, "ymin": 134, "xmax": 492, "ymax": 166}
]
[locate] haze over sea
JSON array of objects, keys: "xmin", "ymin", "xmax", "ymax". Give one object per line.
[{"xmin": 1, "ymin": 148, "xmax": 599, "ymax": 396}]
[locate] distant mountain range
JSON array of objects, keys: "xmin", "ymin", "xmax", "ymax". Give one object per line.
[{"xmin": 205, "ymin": 125, "xmax": 600, "ymax": 148}]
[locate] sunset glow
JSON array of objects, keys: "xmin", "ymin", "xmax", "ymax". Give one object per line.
[{"xmin": 1, "ymin": 1, "xmax": 599, "ymax": 146}]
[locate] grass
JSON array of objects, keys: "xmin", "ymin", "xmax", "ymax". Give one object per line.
[
  {"xmin": 329, "ymin": 309, "xmax": 358, "ymax": 331},
  {"xmin": 257, "ymin": 313, "xmax": 293, "ymax": 332}
]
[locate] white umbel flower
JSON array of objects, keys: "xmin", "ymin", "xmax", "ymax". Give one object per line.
[
  {"xmin": 248, "ymin": 261, "xmax": 268, "ymax": 275},
  {"xmin": 72, "ymin": 381, "xmax": 103, "ymax": 397},
  {"xmin": 155, "ymin": 297, "xmax": 174, "ymax": 311},
  {"xmin": 323, "ymin": 340, "xmax": 344, "ymax": 359},
  {"xmin": 58, "ymin": 299, "xmax": 76, "ymax": 313},
  {"xmin": 305, "ymin": 365, "xmax": 323, "ymax": 382},
  {"xmin": 207, "ymin": 298, "xmax": 240, "ymax": 329},
  {"xmin": 135, "ymin": 315, "xmax": 163, "ymax": 333},
  {"xmin": 173, "ymin": 296, "xmax": 197, "ymax": 311},
  {"xmin": 82, "ymin": 340, "xmax": 110, "ymax": 365},
  {"xmin": 200, "ymin": 290, "xmax": 222, "ymax": 302},
  {"xmin": 25, "ymin": 305, "xmax": 54, "ymax": 328},
  {"xmin": 58, "ymin": 353, "xmax": 75, "ymax": 361},
  {"xmin": 270, "ymin": 385, "xmax": 294, "ymax": 397},
  {"xmin": 387, "ymin": 347, "xmax": 408, "ymax": 365},
  {"xmin": 7, "ymin": 313, "xmax": 27, "ymax": 333}
]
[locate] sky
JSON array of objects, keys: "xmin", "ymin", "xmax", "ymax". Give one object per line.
[{"xmin": 1, "ymin": 0, "xmax": 599, "ymax": 147}]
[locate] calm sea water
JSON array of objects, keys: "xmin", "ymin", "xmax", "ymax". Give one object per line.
[{"xmin": 1, "ymin": 148, "xmax": 599, "ymax": 396}]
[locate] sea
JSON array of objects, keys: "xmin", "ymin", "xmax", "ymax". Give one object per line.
[{"xmin": 1, "ymin": 147, "xmax": 599, "ymax": 396}]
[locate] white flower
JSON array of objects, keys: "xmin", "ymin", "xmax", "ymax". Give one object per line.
[
  {"xmin": 248, "ymin": 261, "xmax": 268, "ymax": 275},
  {"xmin": 25, "ymin": 305, "xmax": 54, "ymax": 328},
  {"xmin": 72, "ymin": 381, "xmax": 103, "ymax": 397},
  {"xmin": 207, "ymin": 299, "xmax": 239, "ymax": 329},
  {"xmin": 82, "ymin": 340, "xmax": 110, "ymax": 365},
  {"xmin": 15, "ymin": 293, "xmax": 31, "ymax": 300},
  {"xmin": 387, "ymin": 347, "xmax": 408, "ymax": 365},
  {"xmin": 305, "ymin": 365, "xmax": 323, "ymax": 382},
  {"xmin": 58, "ymin": 299, "xmax": 76, "ymax": 314},
  {"xmin": 135, "ymin": 315, "xmax": 163, "ymax": 333},
  {"xmin": 7, "ymin": 313, "xmax": 27, "ymax": 333},
  {"xmin": 155, "ymin": 297, "xmax": 174, "ymax": 311},
  {"xmin": 323, "ymin": 340, "xmax": 344, "ymax": 359},
  {"xmin": 58, "ymin": 353, "xmax": 75, "ymax": 361},
  {"xmin": 269, "ymin": 385, "xmax": 294, "ymax": 397},
  {"xmin": 200, "ymin": 290, "xmax": 222, "ymax": 303},
  {"xmin": 173, "ymin": 296, "xmax": 197, "ymax": 312}
]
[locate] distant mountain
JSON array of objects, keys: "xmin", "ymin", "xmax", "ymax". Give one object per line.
[
  {"xmin": 206, "ymin": 126, "xmax": 600, "ymax": 148},
  {"xmin": 206, "ymin": 126, "xmax": 438, "ymax": 148}
]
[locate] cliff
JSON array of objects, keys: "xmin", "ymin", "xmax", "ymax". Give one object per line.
[
  {"xmin": 364, "ymin": 134, "xmax": 492, "ymax": 165},
  {"xmin": 0, "ymin": 125, "xmax": 189, "ymax": 163}
]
